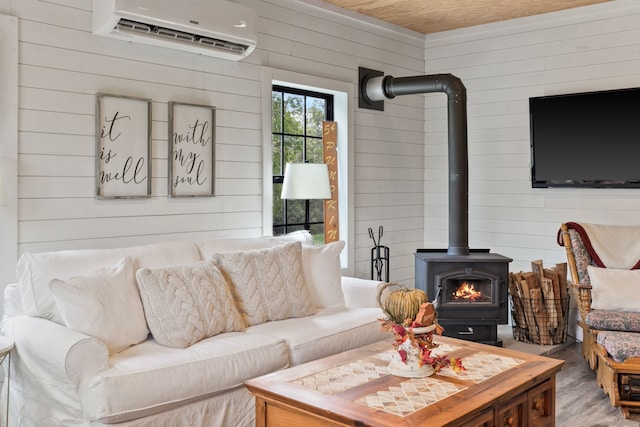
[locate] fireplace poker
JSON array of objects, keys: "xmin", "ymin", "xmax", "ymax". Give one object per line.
[{"xmin": 369, "ymin": 226, "xmax": 389, "ymax": 282}]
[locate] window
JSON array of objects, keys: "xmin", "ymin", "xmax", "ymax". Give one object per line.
[
  {"xmin": 262, "ymin": 68, "xmax": 352, "ymax": 273},
  {"xmin": 271, "ymin": 85, "xmax": 334, "ymax": 240}
]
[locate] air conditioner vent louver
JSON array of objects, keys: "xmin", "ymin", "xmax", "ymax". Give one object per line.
[
  {"xmin": 116, "ymin": 19, "xmax": 152, "ymax": 33},
  {"xmin": 115, "ymin": 18, "xmax": 250, "ymax": 54},
  {"xmin": 156, "ymin": 27, "xmax": 196, "ymax": 42},
  {"xmin": 93, "ymin": 0, "xmax": 257, "ymax": 61},
  {"xmin": 198, "ymin": 36, "xmax": 245, "ymax": 52}
]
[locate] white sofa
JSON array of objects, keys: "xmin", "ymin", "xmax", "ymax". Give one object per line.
[{"xmin": 1, "ymin": 231, "xmax": 388, "ymax": 426}]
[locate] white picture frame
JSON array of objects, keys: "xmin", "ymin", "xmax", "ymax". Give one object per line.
[
  {"xmin": 168, "ymin": 102, "xmax": 216, "ymax": 197},
  {"xmin": 95, "ymin": 93, "xmax": 152, "ymax": 199}
]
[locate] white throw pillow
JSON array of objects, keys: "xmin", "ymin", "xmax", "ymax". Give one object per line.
[
  {"xmin": 587, "ymin": 265, "xmax": 640, "ymax": 312},
  {"xmin": 17, "ymin": 240, "xmax": 201, "ymax": 323},
  {"xmin": 302, "ymin": 241, "xmax": 346, "ymax": 308},
  {"xmin": 213, "ymin": 241, "xmax": 316, "ymax": 326},
  {"xmin": 49, "ymin": 256, "xmax": 150, "ymax": 354},
  {"xmin": 136, "ymin": 260, "xmax": 244, "ymax": 349},
  {"xmin": 196, "ymin": 230, "xmax": 314, "ymax": 259}
]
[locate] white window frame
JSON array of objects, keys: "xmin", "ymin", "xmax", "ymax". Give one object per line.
[{"xmin": 261, "ymin": 68, "xmax": 354, "ymax": 274}]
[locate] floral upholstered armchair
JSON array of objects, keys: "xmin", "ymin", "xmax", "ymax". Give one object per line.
[{"xmin": 559, "ymin": 222, "xmax": 640, "ymax": 418}]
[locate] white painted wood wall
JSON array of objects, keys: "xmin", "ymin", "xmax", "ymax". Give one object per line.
[
  {"xmin": 0, "ymin": 0, "xmax": 426, "ymax": 288},
  {"xmin": 424, "ymin": 0, "xmax": 640, "ymax": 336},
  {"xmin": 425, "ymin": 0, "xmax": 640, "ymax": 274},
  {"xmin": 4, "ymin": 0, "xmax": 639, "ymax": 301}
]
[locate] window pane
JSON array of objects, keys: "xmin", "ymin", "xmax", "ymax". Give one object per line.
[
  {"xmin": 272, "ymin": 86, "xmax": 334, "ymax": 244},
  {"xmin": 308, "ymin": 199, "xmax": 324, "ymax": 223},
  {"xmin": 283, "ymin": 93, "xmax": 304, "ymax": 135},
  {"xmin": 272, "ymin": 135, "xmax": 283, "ymax": 176},
  {"xmin": 306, "ymin": 97, "xmax": 325, "ymax": 137},
  {"xmin": 286, "ymin": 199, "xmax": 305, "ymax": 224},
  {"xmin": 305, "ymin": 137, "xmax": 323, "ymax": 164},
  {"xmin": 273, "ymin": 183, "xmax": 284, "ymax": 225},
  {"xmin": 272, "ymin": 92, "xmax": 283, "ymax": 133},
  {"xmin": 309, "ymin": 223, "xmax": 325, "ymax": 244},
  {"xmin": 284, "ymin": 135, "xmax": 303, "ymax": 164}
]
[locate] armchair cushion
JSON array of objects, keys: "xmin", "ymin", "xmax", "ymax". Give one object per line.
[
  {"xmin": 597, "ymin": 331, "xmax": 640, "ymax": 362},
  {"xmin": 586, "ymin": 310, "xmax": 640, "ymax": 333},
  {"xmin": 587, "ymin": 265, "xmax": 640, "ymax": 312},
  {"xmin": 565, "ymin": 227, "xmax": 594, "ymax": 284}
]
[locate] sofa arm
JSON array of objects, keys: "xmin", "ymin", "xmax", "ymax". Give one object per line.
[
  {"xmin": 571, "ymin": 282, "xmax": 592, "ymax": 323},
  {"xmin": 341, "ymin": 276, "xmax": 384, "ymax": 308},
  {"xmin": 2, "ymin": 315, "xmax": 109, "ymax": 385}
]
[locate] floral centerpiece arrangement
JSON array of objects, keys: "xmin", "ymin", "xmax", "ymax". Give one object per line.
[{"xmin": 377, "ymin": 283, "xmax": 464, "ymax": 378}]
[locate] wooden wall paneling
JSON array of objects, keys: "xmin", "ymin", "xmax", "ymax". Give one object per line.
[
  {"xmin": 8, "ymin": 0, "xmax": 428, "ymax": 287},
  {"xmin": 424, "ymin": 1, "xmax": 640, "ymax": 281},
  {"xmin": 18, "ymin": 210, "xmax": 263, "ymax": 243},
  {"xmin": 17, "ymin": 195, "xmax": 260, "ymax": 221}
]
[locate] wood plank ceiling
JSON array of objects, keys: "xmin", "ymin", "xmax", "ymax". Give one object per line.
[{"xmin": 321, "ymin": 0, "xmax": 613, "ymax": 34}]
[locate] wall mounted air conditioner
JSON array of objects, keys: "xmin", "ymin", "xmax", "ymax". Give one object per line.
[{"xmin": 93, "ymin": 0, "xmax": 257, "ymax": 61}]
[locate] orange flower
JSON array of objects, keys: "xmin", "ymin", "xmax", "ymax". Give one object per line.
[{"xmin": 450, "ymin": 357, "xmax": 465, "ymax": 372}]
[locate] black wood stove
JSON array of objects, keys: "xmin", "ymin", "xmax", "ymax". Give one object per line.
[
  {"xmin": 357, "ymin": 70, "xmax": 514, "ymax": 346},
  {"xmin": 415, "ymin": 249, "xmax": 512, "ymax": 346}
]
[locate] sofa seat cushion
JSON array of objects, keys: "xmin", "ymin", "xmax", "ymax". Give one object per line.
[
  {"xmin": 597, "ymin": 331, "xmax": 640, "ymax": 362},
  {"xmin": 79, "ymin": 332, "xmax": 288, "ymax": 424},
  {"xmin": 245, "ymin": 307, "xmax": 388, "ymax": 366},
  {"xmin": 585, "ymin": 309, "xmax": 640, "ymax": 333}
]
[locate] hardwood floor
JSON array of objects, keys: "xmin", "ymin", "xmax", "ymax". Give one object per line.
[{"xmin": 553, "ymin": 343, "xmax": 640, "ymax": 426}]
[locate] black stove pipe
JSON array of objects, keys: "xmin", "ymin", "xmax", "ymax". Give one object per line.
[{"xmin": 363, "ymin": 73, "xmax": 469, "ymax": 256}]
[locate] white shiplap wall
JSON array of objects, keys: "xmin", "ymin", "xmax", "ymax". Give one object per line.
[
  {"xmin": 0, "ymin": 14, "xmax": 18, "ymax": 288},
  {"xmin": 0, "ymin": 0, "xmax": 426, "ymax": 285},
  {"xmin": 424, "ymin": 0, "xmax": 640, "ymax": 274},
  {"xmin": 262, "ymin": 0, "xmax": 427, "ymax": 283}
]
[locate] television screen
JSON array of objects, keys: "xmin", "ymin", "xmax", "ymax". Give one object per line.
[{"xmin": 529, "ymin": 87, "xmax": 640, "ymax": 188}]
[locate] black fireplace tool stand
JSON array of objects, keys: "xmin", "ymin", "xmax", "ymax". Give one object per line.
[{"xmin": 369, "ymin": 226, "xmax": 389, "ymax": 282}]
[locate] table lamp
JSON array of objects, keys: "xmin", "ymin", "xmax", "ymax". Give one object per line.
[{"xmin": 280, "ymin": 163, "xmax": 331, "ymax": 230}]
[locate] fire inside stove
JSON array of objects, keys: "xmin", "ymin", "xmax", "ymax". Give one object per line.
[{"xmin": 446, "ymin": 279, "xmax": 492, "ymax": 303}]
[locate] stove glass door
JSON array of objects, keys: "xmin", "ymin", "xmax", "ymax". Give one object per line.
[{"xmin": 443, "ymin": 278, "xmax": 492, "ymax": 304}]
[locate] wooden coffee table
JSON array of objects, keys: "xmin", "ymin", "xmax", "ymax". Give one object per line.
[{"xmin": 245, "ymin": 336, "xmax": 564, "ymax": 427}]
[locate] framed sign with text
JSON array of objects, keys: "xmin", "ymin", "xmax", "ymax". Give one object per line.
[
  {"xmin": 168, "ymin": 102, "xmax": 216, "ymax": 197},
  {"xmin": 95, "ymin": 93, "xmax": 152, "ymax": 199}
]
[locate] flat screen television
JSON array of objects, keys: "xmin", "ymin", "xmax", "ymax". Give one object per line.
[{"xmin": 529, "ymin": 87, "xmax": 640, "ymax": 188}]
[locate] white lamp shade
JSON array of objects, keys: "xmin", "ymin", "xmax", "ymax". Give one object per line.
[{"xmin": 281, "ymin": 163, "xmax": 332, "ymax": 200}]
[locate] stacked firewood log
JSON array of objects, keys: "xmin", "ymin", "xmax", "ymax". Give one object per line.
[{"xmin": 509, "ymin": 260, "xmax": 569, "ymax": 345}]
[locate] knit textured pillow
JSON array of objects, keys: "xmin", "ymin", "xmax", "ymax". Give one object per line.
[
  {"xmin": 213, "ymin": 241, "xmax": 315, "ymax": 326},
  {"xmin": 136, "ymin": 260, "xmax": 244, "ymax": 349}
]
